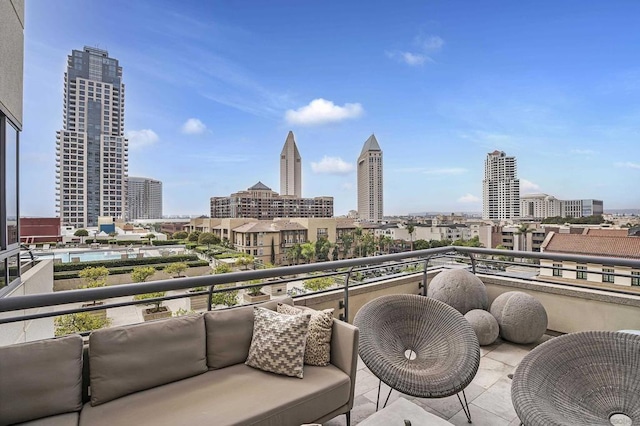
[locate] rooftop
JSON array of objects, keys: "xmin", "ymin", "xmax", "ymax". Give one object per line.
[{"xmin": 542, "ymin": 232, "xmax": 640, "ymax": 259}]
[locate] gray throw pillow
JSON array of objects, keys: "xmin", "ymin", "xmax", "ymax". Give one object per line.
[
  {"xmin": 277, "ymin": 303, "xmax": 334, "ymax": 366},
  {"xmin": 245, "ymin": 307, "xmax": 310, "ymax": 378}
]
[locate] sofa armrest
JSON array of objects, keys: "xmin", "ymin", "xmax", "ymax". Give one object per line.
[{"xmin": 330, "ymin": 319, "xmax": 359, "ymax": 410}]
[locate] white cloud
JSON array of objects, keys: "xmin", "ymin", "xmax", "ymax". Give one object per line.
[
  {"xmin": 311, "ymin": 156, "xmax": 355, "ymax": 175},
  {"xmin": 416, "ymin": 35, "xmax": 444, "ymax": 52},
  {"xmin": 285, "ymin": 99, "xmax": 363, "ymax": 125},
  {"xmin": 571, "ymin": 149, "xmax": 597, "ymax": 155},
  {"xmin": 181, "ymin": 118, "xmax": 207, "ymax": 135},
  {"xmin": 126, "ymin": 129, "xmax": 159, "ymax": 150},
  {"xmin": 386, "ymin": 51, "xmax": 432, "ymax": 66},
  {"xmin": 615, "ymin": 161, "xmax": 640, "ymax": 169},
  {"xmin": 521, "ymin": 179, "xmax": 541, "ymax": 194},
  {"xmin": 458, "ymin": 193, "xmax": 480, "ymax": 203},
  {"xmin": 387, "ymin": 34, "xmax": 444, "ymax": 66}
]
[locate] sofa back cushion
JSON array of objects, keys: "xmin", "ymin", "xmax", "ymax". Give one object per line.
[
  {"xmin": 89, "ymin": 314, "xmax": 207, "ymax": 406},
  {"xmin": 205, "ymin": 297, "xmax": 293, "ymax": 369},
  {"xmin": 0, "ymin": 334, "xmax": 83, "ymax": 426}
]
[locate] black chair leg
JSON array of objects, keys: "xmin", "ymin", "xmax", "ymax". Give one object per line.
[
  {"xmin": 375, "ymin": 379, "xmax": 393, "ymax": 410},
  {"xmin": 345, "ymin": 411, "xmax": 351, "ymax": 426},
  {"xmin": 456, "ymin": 390, "xmax": 472, "ymax": 423}
]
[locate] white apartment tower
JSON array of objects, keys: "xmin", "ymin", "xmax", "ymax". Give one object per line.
[
  {"xmin": 280, "ymin": 131, "xmax": 302, "ymax": 197},
  {"xmin": 127, "ymin": 177, "xmax": 163, "ymax": 220},
  {"xmin": 56, "ymin": 46, "xmax": 128, "ymax": 228},
  {"xmin": 482, "ymin": 150, "xmax": 520, "ymax": 220},
  {"xmin": 357, "ymin": 134, "xmax": 384, "ymax": 222}
]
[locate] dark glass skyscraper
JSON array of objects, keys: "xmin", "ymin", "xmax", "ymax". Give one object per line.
[{"xmin": 56, "ymin": 46, "xmax": 128, "ymax": 228}]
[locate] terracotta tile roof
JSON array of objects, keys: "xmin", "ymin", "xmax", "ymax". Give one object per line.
[
  {"xmin": 543, "ymin": 233, "xmax": 640, "ymax": 259},
  {"xmin": 583, "ymin": 228, "xmax": 629, "ymax": 237}
]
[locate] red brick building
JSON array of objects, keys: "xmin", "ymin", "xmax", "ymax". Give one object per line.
[{"xmin": 20, "ymin": 217, "xmax": 61, "ymax": 244}]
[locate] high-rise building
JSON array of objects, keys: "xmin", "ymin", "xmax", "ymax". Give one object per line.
[
  {"xmin": 561, "ymin": 199, "xmax": 604, "ymax": 218},
  {"xmin": 126, "ymin": 177, "xmax": 163, "ymax": 220},
  {"xmin": 482, "ymin": 150, "xmax": 520, "ymax": 220},
  {"xmin": 520, "ymin": 194, "xmax": 562, "ymax": 219},
  {"xmin": 56, "ymin": 46, "xmax": 128, "ymax": 228},
  {"xmin": 520, "ymin": 194, "xmax": 603, "ymax": 219},
  {"xmin": 0, "ymin": 0, "xmax": 24, "ymax": 292},
  {"xmin": 280, "ymin": 131, "xmax": 302, "ymax": 197},
  {"xmin": 210, "ymin": 182, "xmax": 333, "ymax": 220},
  {"xmin": 357, "ymin": 134, "xmax": 384, "ymax": 222}
]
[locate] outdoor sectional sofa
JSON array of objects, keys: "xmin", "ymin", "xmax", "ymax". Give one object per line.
[{"xmin": 0, "ymin": 297, "xmax": 360, "ymax": 426}]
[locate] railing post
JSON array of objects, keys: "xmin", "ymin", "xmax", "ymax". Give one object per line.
[
  {"xmin": 420, "ymin": 257, "xmax": 431, "ymax": 296},
  {"xmin": 207, "ymin": 285, "xmax": 214, "ymax": 311},
  {"xmin": 468, "ymin": 253, "xmax": 477, "ymax": 275},
  {"xmin": 339, "ymin": 266, "xmax": 355, "ymax": 322}
]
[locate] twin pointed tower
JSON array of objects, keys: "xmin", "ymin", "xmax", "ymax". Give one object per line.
[
  {"xmin": 280, "ymin": 131, "xmax": 302, "ymax": 197},
  {"xmin": 357, "ymin": 134, "xmax": 384, "ymax": 222}
]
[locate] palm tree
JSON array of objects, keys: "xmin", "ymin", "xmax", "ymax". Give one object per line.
[
  {"xmin": 286, "ymin": 243, "xmax": 302, "ymax": 265},
  {"xmin": 338, "ymin": 233, "xmax": 353, "ymax": 259},
  {"xmin": 300, "ymin": 242, "xmax": 316, "ymax": 264},
  {"xmin": 406, "ymin": 223, "xmax": 415, "ymax": 251},
  {"xmin": 353, "ymin": 227, "xmax": 363, "ymax": 258},
  {"xmin": 515, "ymin": 224, "xmax": 532, "ymax": 252}
]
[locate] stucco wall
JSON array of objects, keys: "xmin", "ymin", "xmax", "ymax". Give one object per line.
[
  {"xmin": 0, "ymin": 260, "xmax": 55, "ymax": 346},
  {"xmin": 0, "ymin": 0, "xmax": 24, "ymax": 127}
]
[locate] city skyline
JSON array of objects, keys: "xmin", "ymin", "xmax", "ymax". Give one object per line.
[{"xmin": 20, "ymin": 1, "xmax": 640, "ymax": 218}]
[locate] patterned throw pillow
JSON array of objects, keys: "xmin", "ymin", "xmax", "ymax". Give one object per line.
[
  {"xmin": 245, "ymin": 307, "xmax": 311, "ymax": 378},
  {"xmin": 277, "ymin": 303, "xmax": 334, "ymax": 366}
]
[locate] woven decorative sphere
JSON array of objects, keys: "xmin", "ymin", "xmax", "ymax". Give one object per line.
[
  {"xmin": 490, "ymin": 292, "xmax": 547, "ymax": 344},
  {"xmin": 464, "ymin": 309, "xmax": 499, "ymax": 346},
  {"xmin": 427, "ymin": 269, "xmax": 488, "ymax": 314}
]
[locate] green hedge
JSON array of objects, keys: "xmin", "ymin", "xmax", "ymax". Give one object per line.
[
  {"xmin": 152, "ymin": 240, "xmax": 184, "ymax": 246},
  {"xmin": 53, "ymin": 254, "xmax": 199, "ymax": 272},
  {"xmin": 54, "ymin": 260, "xmax": 209, "ymax": 280},
  {"xmin": 213, "ymin": 252, "xmax": 245, "ymax": 259}
]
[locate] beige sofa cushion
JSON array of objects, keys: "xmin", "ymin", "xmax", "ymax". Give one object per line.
[
  {"xmin": 278, "ymin": 303, "xmax": 334, "ymax": 366},
  {"xmin": 79, "ymin": 363, "xmax": 350, "ymax": 426},
  {"xmin": 0, "ymin": 335, "xmax": 83, "ymax": 426},
  {"xmin": 18, "ymin": 412, "xmax": 80, "ymax": 426},
  {"xmin": 204, "ymin": 297, "xmax": 293, "ymax": 369},
  {"xmin": 89, "ymin": 314, "xmax": 207, "ymax": 406}
]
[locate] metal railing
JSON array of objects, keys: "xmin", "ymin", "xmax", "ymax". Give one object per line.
[{"xmin": 1, "ymin": 247, "xmax": 639, "ymax": 326}]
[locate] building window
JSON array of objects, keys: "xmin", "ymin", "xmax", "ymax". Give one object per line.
[
  {"xmin": 576, "ymin": 265, "xmax": 587, "ymax": 280},
  {"xmin": 1, "ymin": 113, "xmax": 20, "ymax": 292},
  {"xmin": 552, "ymin": 263, "xmax": 562, "ymax": 277},
  {"xmin": 632, "ymin": 271, "xmax": 640, "ymax": 287},
  {"xmin": 602, "ymin": 268, "xmax": 615, "ymax": 284}
]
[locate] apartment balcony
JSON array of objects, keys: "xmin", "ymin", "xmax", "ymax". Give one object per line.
[{"xmin": 1, "ymin": 248, "xmax": 639, "ymax": 425}]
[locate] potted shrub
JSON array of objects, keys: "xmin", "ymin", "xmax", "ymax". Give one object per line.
[
  {"xmin": 164, "ymin": 262, "xmax": 188, "ymax": 278},
  {"xmin": 54, "ymin": 312, "xmax": 111, "ymax": 337},
  {"xmin": 188, "ymin": 286, "xmax": 209, "ymax": 311},
  {"xmin": 131, "ymin": 266, "xmax": 171, "ymax": 321},
  {"xmin": 242, "ymin": 279, "xmax": 269, "ymax": 303},
  {"xmin": 78, "ymin": 266, "xmax": 109, "ymax": 321},
  {"xmin": 134, "ymin": 292, "xmax": 172, "ymax": 321},
  {"xmin": 260, "ymin": 262, "xmax": 287, "ymax": 298}
]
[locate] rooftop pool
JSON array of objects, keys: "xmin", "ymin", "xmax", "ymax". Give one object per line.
[{"xmin": 37, "ymin": 250, "xmax": 147, "ymax": 263}]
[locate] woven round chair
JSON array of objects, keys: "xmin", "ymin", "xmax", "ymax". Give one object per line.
[
  {"xmin": 354, "ymin": 294, "xmax": 480, "ymax": 423},
  {"xmin": 512, "ymin": 331, "xmax": 640, "ymax": 426}
]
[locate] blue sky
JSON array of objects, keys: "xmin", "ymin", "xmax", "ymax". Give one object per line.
[{"xmin": 21, "ymin": 1, "xmax": 640, "ymax": 217}]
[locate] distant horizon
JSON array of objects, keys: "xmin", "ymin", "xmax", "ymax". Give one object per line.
[{"xmin": 20, "ymin": 1, "xmax": 640, "ymax": 217}]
